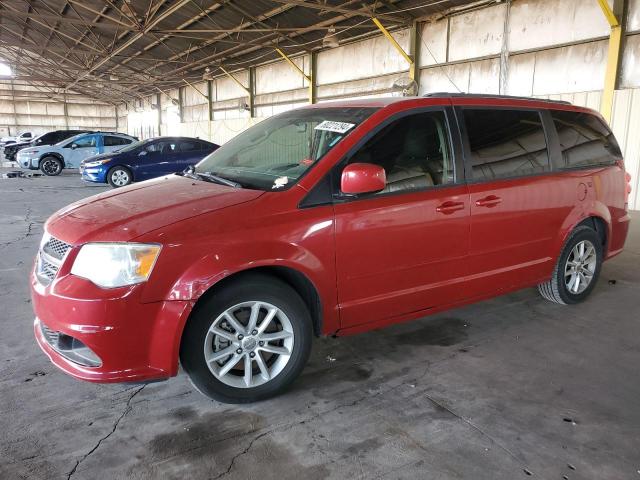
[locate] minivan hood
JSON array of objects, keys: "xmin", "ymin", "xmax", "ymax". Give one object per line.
[{"xmin": 46, "ymin": 175, "xmax": 264, "ymax": 244}]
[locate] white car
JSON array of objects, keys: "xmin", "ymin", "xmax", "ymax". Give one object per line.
[
  {"xmin": 17, "ymin": 132, "xmax": 137, "ymax": 176},
  {"xmin": 1, "ymin": 131, "xmax": 33, "ymax": 147}
]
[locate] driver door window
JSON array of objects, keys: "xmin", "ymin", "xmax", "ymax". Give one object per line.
[
  {"xmin": 345, "ymin": 111, "xmax": 454, "ymax": 195},
  {"xmin": 72, "ymin": 136, "xmax": 97, "ymax": 148}
]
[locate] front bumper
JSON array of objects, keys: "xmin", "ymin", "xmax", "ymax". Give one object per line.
[
  {"xmin": 32, "ymin": 267, "xmax": 192, "ymax": 383},
  {"xmin": 80, "ymin": 166, "xmax": 107, "ymax": 183},
  {"xmin": 16, "ymin": 156, "xmax": 38, "ymax": 170}
]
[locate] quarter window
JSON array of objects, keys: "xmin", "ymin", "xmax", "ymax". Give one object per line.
[
  {"xmin": 550, "ymin": 110, "xmax": 621, "ymax": 168},
  {"xmin": 345, "ymin": 111, "xmax": 454, "ymax": 194},
  {"xmin": 463, "ymin": 109, "xmax": 550, "ymax": 181}
]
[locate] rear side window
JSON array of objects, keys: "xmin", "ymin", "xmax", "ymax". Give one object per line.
[
  {"xmin": 179, "ymin": 141, "xmax": 200, "ymax": 152},
  {"xmin": 550, "ymin": 110, "xmax": 622, "ymax": 168},
  {"xmin": 463, "ymin": 109, "xmax": 550, "ymax": 181},
  {"xmin": 104, "ymin": 135, "xmax": 131, "ymax": 146}
]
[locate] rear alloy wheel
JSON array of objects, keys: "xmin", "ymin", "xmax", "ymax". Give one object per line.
[
  {"xmin": 180, "ymin": 275, "xmax": 312, "ymax": 403},
  {"xmin": 538, "ymin": 226, "xmax": 603, "ymax": 305},
  {"xmin": 40, "ymin": 156, "xmax": 63, "ymax": 176},
  {"xmin": 107, "ymin": 166, "xmax": 132, "ymax": 188}
]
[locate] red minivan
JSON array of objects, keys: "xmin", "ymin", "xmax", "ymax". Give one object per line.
[{"xmin": 32, "ymin": 94, "xmax": 631, "ymax": 403}]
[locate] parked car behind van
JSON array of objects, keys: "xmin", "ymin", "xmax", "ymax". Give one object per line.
[
  {"xmin": 32, "ymin": 94, "xmax": 631, "ymax": 403},
  {"xmin": 80, "ymin": 136, "xmax": 219, "ymax": 187},
  {"xmin": 3, "ymin": 130, "xmax": 93, "ymax": 163},
  {"xmin": 18, "ymin": 132, "xmax": 137, "ymax": 176}
]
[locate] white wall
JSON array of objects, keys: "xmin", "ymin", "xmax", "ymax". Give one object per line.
[{"xmin": 0, "ymin": 81, "xmax": 117, "ymax": 136}]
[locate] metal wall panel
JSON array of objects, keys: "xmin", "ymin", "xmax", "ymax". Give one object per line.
[
  {"xmin": 256, "ymin": 56, "xmax": 308, "ymax": 95},
  {"xmin": 448, "ymin": 3, "xmax": 506, "ymax": 61}
]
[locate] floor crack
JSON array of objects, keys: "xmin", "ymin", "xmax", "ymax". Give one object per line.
[{"xmin": 66, "ymin": 385, "xmax": 145, "ymax": 480}]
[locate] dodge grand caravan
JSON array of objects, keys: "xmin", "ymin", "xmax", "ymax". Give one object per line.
[{"xmin": 32, "ymin": 94, "xmax": 631, "ymax": 403}]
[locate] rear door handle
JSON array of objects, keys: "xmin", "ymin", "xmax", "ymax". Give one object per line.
[
  {"xmin": 436, "ymin": 201, "xmax": 465, "ymax": 214},
  {"xmin": 475, "ymin": 195, "xmax": 502, "ymax": 208}
]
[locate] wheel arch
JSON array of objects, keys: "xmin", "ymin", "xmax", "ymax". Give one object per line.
[
  {"xmin": 188, "ymin": 266, "xmax": 323, "ymax": 338},
  {"xmin": 556, "ymin": 206, "xmax": 611, "ymax": 259}
]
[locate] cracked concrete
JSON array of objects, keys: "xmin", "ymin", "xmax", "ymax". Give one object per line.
[{"xmin": 1, "ymin": 169, "xmax": 639, "ymax": 479}]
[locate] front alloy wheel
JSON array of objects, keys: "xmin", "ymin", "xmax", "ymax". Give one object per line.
[
  {"xmin": 108, "ymin": 166, "xmax": 132, "ymax": 187},
  {"xmin": 205, "ymin": 301, "xmax": 294, "ymax": 388},
  {"xmin": 180, "ymin": 274, "xmax": 312, "ymax": 403},
  {"xmin": 40, "ymin": 157, "xmax": 63, "ymax": 176}
]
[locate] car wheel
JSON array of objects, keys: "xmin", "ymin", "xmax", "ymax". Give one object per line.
[
  {"xmin": 538, "ymin": 225, "xmax": 603, "ymax": 305},
  {"xmin": 39, "ymin": 156, "xmax": 63, "ymax": 176},
  {"xmin": 180, "ymin": 274, "xmax": 313, "ymax": 403},
  {"xmin": 107, "ymin": 166, "xmax": 132, "ymax": 188}
]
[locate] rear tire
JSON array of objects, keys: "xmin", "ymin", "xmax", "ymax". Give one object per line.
[
  {"xmin": 107, "ymin": 166, "xmax": 133, "ymax": 188},
  {"xmin": 538, "ymin": 226, "xmax": 603, "ymax": 305},
  {"xmin": 39, "ymin": 156, "xmax": 63, "ymax": 176},
  {"xmin": 180, "ymin": 274, "xmax": 313, "ymax": 403}
]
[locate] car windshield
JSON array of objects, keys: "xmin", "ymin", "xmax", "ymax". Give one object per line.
[{"xmin": 194, "ymin": 107, "xmax": 378, "ymax": 190}]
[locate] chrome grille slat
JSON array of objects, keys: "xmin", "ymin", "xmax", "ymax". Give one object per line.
[{"xmin": 36, "ymin": 234, "xmax": 71, "ymax": 286}]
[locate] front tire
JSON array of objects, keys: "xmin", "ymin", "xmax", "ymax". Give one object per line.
[
  {"xmin": 39, "ymin": 156, "xmax": 63, "ymax": 176},
  {"xmin": 180, "ymin": 274, "xmax": 313, "ymax": 403},
  {"xmin": 107, "ymin": 166, "xmax": 133, "ymax": 188},
  {"xmin": 538, "ymin": 226, "xmax": 603, "ymax": 305}
]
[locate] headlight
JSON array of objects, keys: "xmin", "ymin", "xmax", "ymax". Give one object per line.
[
  {"xmin": 84, "ymin": 159, "xmax": 112, "ymax": 167},
  {"xmin": 71, "ymin": 243, "xmax": 161, "ymax": 288}
]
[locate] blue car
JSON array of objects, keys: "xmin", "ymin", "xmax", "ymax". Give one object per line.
[{"xmin": 80, "ymin": 136, "xmax": 219, "ymax": 187}]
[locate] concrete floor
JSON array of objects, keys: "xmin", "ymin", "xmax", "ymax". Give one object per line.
[{"xmin": 1, "ymin": 168, "xmax": 639, "ymax": 480}]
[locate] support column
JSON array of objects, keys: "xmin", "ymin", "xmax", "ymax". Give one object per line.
[
  {"xmin": 156, "ymin": 93, "xmax": 162, "ymax": 137},
  {"xmin": 408, "ymin": 21, "xmax": 421, "ymax": 93},
  {"xmin": 309, "ymin": 52, "xmax": 317, "ymax": 104},
  {"xmin": 207, "ymin": 79, "xmax": 213, "ymax": 122},
  {"xmin": 177, "ymin": 86, "xmax": 184, "ymax": 124},
  {"xmin": 597, "ymin": 0, "xmax": 626, "ymax": 123},
  {"xmin": 248, "ymin": 66, "xmax": 255, "ymax": 117}
]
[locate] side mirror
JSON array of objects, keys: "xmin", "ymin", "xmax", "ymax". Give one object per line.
[
  {"xmin": 71, "ymin": 143, "xmax": 78, "ymax": 149},
  {"xmin": 138, "ymin": 150, "xmax": 147, "ymax": 156},
  {"xmin": 341, "ymin": 163, "xmax": 386, "ymax": 195}
]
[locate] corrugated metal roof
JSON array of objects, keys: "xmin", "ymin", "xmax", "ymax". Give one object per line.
[{"xmin": 0, "ymin": 0, "xmax": 477, "ymax": 103}]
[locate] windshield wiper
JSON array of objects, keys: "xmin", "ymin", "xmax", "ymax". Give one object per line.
[
  {"xmin": 180, "ymin": 167, "xmax": 242, "ymax": 188},
  {"xmin": 196, "ymin": 171, "xmax": 242, "ymax": 188}
]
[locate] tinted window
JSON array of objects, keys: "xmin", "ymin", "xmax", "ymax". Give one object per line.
[
  {"xmin": 179, "ymin": 141, "xmax": 200, "ymax": 152},
  {"xmin": 345, "ymin": 111, "xmax": 454, "ymax": 194},
  {"xmin": 104, "ymin": 135, "xmax": 131, "ymax": 146},
  {"xmin": 72, "ymin": 136, "xmax": 96, "ymax": 148},
  {"xmin": 551, "ymin": 110, "xmax": 621, "ymax": 168},
  {"xmin": 464, "ymin": 109, "xmax": 549, "ymax": 180},
  {"xmin": 145, "ymin": 140, "xmax": 177, "ymax": 154}
]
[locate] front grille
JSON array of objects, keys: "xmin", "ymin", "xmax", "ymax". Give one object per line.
[
  {"xmin": 36, "ymin": 234, "xmax": 71, "ymax": 286},
  {"xmin": 43, "ymin": 237, "xmax": 71, "ymax": 260}
]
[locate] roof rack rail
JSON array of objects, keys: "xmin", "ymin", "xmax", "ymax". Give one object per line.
[{"xmin": 422, "ymin": 92, "xmax": 572, "ymax": 105}]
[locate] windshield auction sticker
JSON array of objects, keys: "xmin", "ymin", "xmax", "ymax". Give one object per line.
[{"xmin": 314, "ymin": 121, "xmax": 355, "ymax": 134}]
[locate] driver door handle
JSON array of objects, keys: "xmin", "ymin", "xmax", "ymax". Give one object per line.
[
  {"xmin": 475, "ymin": 195, "xmax": 502, "ymax": 208},
  {"xmin": 436, "ymin": 201, "xmax": 465, "ymax": 214}
]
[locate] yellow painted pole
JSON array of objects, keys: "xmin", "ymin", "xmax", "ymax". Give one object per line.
[
  {"xmin": 372, "ymin": 17, "xmax": 415, "ymax": 80},
  {"xmin": 218, "ymin": 65, "xmax": 251, "ymax": 95},
  {"xmin": 275, "ymin": 48, "xmax": 311, "ymax": 81},
  {"xmin": 597, "ymin": 0, "xmax": 622, "ymax": 123}
]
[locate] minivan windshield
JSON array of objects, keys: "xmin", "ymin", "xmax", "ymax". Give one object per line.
[{"xmin": 194, "ymin": 107, "xmax": 377, "ymax": 190}]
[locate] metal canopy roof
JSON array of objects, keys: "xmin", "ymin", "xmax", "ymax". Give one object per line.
[{"xmin": 0, "ymin": 0, "xmax": 477, "ymax": 104}]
